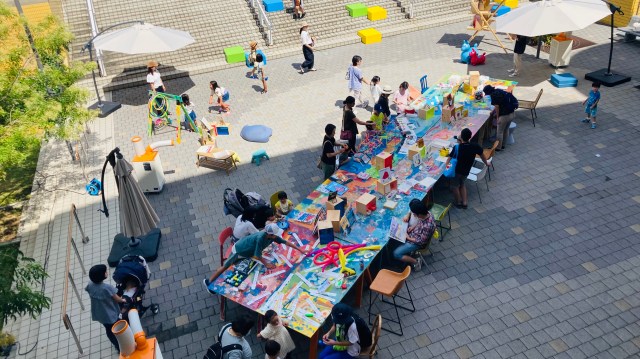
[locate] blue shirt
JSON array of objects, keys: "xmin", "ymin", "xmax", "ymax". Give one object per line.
[
  {"xmin": 348, "ymin": 65, "xmax": 363, "ymax": 91},
  {"xmin": 586, "ymin": 90, "xmax": 600, "ymax": 108}
]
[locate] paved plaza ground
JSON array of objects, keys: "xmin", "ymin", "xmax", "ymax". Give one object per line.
[{"xmin": 7, "ymin": 19, "xmax": 640, "ymax": 359}]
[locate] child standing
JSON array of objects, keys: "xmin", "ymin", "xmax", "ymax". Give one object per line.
[
  {"xmin": 581, "ymin": 82, "xmax": 601, "ymax": 129},
  {"xmin": 265, "ymin": 340, "xmax": 282, "ymax": 359},
  {"xmin": 258, "ymin": 310, "xmax": 295, "ymax": 358},
  {"xmin": 255, "ymin": 53, "xmax": 268, "ymax": 94},
  {"xmin": 369, "ymin": 104, "xmax": 386, "ymax": 132},
  {"xmin": 275, "ymin": 191, "xmax": 293, "ymax": 218},
  {"xmin": 209, "ymin": 80, "xmax": 230, "ymax": 113},
  {"xmin": 180, "ymin": 93, "xmax": 196, "ymax": 132},
  {"xmin": 370, "ymin": 76, "xmax": 382, "ymax": 105}
]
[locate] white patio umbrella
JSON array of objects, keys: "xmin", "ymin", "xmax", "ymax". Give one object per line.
[
  {"xmin": 92, "ymin": 22, "xmax": 195, "ymax": 54},
  {"xmin": 496, "ymin": 0, "xmax": 611, "ymax": 37}
]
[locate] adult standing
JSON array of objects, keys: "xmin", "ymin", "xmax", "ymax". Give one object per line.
[
  {"xmin": 293, "ymin": 0, "xmax": 305, "ymax": 19},
  {"xmin": 217, "ymin": 316, "xmax": 254, "ymax": 359},
  {"xmin": 347, "ymin": 55, "xmax": 369, "ymax": 108},
  {"xmin": 341, "ymin": 96, "xmax": 373, "ymax": 155},
  {"xmin": 446, "ymin": 128, "xmax": 489, "ymax": 209},
  {"xmin": 321, "ymin": 124, "xmax": 347, "ymax": 180},
  {"xmin": 86, "ymin": 264, "xmax": 126, "ymax": 354},
  {"xmin": 483, "ymin": 85, "xmax": 517, "ymax": 151},
  {"xmin": 299, "ymin": 22, "xmax": 317, "ymax": 74},
  {"xmin": 147, "ymin": 60, "xmax": 166, "ymax": 115},
  {"xmin": 508, "ymin": 35, "xmax": 529, "ymax": 77}
]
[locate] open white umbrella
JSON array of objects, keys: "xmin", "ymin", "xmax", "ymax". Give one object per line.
[
  {"xmin": 92, "ymin": 22, "xmax": 195, "ymax": 54},
  {"xmin": 496, "ymin": 0, "xmax": 611, "ymax": 37}
]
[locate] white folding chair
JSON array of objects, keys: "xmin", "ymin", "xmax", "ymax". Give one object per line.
[{"xmin": 467, "ymin": 162, "xmax": 489, "ymax": 203}]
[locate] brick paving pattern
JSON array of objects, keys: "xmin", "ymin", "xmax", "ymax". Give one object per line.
[{"xmin": 6, "ymin": 16, "xmax": 640, "ymax": 359}]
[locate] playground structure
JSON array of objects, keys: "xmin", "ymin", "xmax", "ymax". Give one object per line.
[{"xmin": 147, "ymin": 91, "xmax": 201, "ymax": 143}]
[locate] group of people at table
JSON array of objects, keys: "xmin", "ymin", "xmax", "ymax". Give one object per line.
[{"xmin": 201, "ymin": 71, "xmax": 518, "ymax": 358}]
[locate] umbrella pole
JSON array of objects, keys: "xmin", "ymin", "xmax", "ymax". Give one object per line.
[{"xmin": 536, "ymin": 36, "xmax": 542, "ymax": 59}]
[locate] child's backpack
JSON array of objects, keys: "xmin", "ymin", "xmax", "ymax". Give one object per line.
[
  {"xmin": 203, "ymin": 323, "xmax": 242, "ymax": 359},
  {"xmin": 223, "ymin": 188, "xmax": 246, "ymax": 217},
  {"xmin": 349, "ymin": 314, "xmax": 373, "ymax": 349}
]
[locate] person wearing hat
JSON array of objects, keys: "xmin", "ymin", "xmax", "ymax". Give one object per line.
[
  {"xmin": 248, "ymin": 41, "xmax": 259, "ymax": 78},
  {"xmin": 86, "ymin": 264, "xmax": 127, "ymax": 353},
  {"xmin": 482, "ymin": 85, "xmax": 517, "ymax": 151},
  {"xmin": 446, "ymin": 128, "xmax": 489, "ymax": 209},
  {"xmin": 204, "ymin": 223, "xmax": 309, "ymax": 291},
  {"xmin": 341, "ymin": 96, "xmax": 374, "ymax": 156},
  {"xmin": 376, "ymin": 85, "xmax": 393, "ymax": 120},
  {"xmin": 320, "ymin": 303, "xmax": 361, "ymax": 358},
  {"xmin": 299, "ymin": 22, "xmax": 317, "ymax": 74},
  {"xmin": 147, "ymin": 61, "xmax": 166, "ymax": 115},
  {"xmin": 393, "ymin": 199, "xmax": 437, "ymax": 271}
]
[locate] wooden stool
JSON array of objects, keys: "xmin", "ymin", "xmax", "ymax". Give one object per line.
[{"xmin": 368, "ymin": 266, "xmax": 415, "ymax": 336}]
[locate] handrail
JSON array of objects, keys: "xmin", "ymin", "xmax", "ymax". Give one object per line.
[
  {"xmin": 62, "ymin": 204, "xmax": 88, "ymax": 354},
  {"xmin": 249, "ymin": 0, "xmax": 273, "ymax": 46},
  {"xmin": 408, "ymin": 0, "xmax": 415, "ymax": 19}
]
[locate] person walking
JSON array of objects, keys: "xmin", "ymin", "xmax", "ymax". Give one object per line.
[
  {"xmin": 508, "ymin": 34, "xmax": 529, "ymax": 77},
  {"xmin": 446, "ymin": 128, "xmax": 489, "ymax": 209},
  {"xmin": 299, "ymin": 22, "xmax": 317, "ymax": 74},
  {"xmin": 293, "ymin": 0, "xmax": 305, "ymax": 19},
  {"xmin": 320, "ymin": 124, "xmax": 348, "ymax": 180},
  {"xmin": 346, "ymin": 55, "xmax": 369, "ymax": 108},
  {"xmin": 86, "ymin": 264, "xmax": 127, "ymax": 354}
]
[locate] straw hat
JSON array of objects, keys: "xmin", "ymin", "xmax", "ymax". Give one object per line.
[
  {"xmin": 300, "ymin": 22, "xmax": 309, "ymax": 29},
  {"xmin": 381, "ymin": 85, "xmax": 394, "ymax": 95},
  {"xmin": 249, "ymin": 41, "xmax": 258, "ymax": 49},
  {"xmin": 147, "ymin": 60, "xmax": 159, "ymax": 68}
]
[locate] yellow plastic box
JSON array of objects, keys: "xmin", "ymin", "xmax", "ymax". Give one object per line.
[
  {"xmin": 367, "ymin": 6, "xmax": 387, "ymax": 21},
  {"xmin": 357, "ymin": 28, "xmax": 382, "ymax": 44},
  {"xmin": 504, "ymin": 0, "xmax": 518, "ymax": 8}
]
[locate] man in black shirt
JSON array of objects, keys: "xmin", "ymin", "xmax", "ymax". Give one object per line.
[
  {"xmin": 447, "ymin": 128, "xmax": 489, "ymax": 209},
  {"xmin": 509, "ymin": 35, "xmax": 528, "ymax": 77},
  {"xmin": 483, "ymin": 85, "xmax": 517, "ymax": 151},
  {"xmin": 321, "ymin": 124, "xmax": 347, "ymax": 180}
]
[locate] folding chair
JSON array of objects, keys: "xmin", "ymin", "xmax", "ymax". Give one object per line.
[
  {"xmin": 468, "ymin": 0, "xmax": 509, "ymax": 54},
  {"xmin": 518, "ymin": 89, "xmax": 543, "ymax": 127},
  {"xmin": 419, "ymin": 75, "xmax": 428, "ymax": 93}
]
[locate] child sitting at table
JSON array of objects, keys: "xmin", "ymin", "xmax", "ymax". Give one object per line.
[
  {"xmin": 275, "ymin": 191, "xmax": 294, "ymax": 218},
  {"xmin": 204, "ymin": 224, "xmax": 308, "ymax": 291},
  {"xmin": 264, "ymin": 340, "xmax": 281, "ymax": 359},
  {"xmin": 258, "ymin": 310, "xmax": 295, "ymax": 358},
  {"xmin": 367, "ymin": 104, "xmax": 386, "ymax": 132}
]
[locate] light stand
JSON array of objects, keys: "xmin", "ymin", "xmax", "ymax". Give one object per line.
[
  {"xmin": 99, "ymin": 147, "xmax": 162, "ymax": 267},
  {"xmin": 82, "ymin": 20, "xmax": 144, "ymax": 117},
  {"xmin": 584, "ymin": 1, "xmax": 631, "ymax": 86}
]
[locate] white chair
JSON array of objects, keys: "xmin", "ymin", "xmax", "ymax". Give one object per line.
[{"xmin": 467, "ymin": 162, "xmax": 489, "ymax": 203}]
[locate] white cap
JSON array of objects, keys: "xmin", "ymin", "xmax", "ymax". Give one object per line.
[{"xmin": 265, "ymin": 223, "xmax": 284, "ymax": 238}]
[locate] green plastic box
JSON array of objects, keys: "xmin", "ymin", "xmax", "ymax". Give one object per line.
[
  {"xmin": 224, "ymin": 46, "xmax": 245, "ymax": 64},
  {"xmin": 346, "ymin": 3, "xmax": 367, "ymax": 17}
]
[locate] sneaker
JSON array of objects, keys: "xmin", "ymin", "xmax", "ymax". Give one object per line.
[
  {"xmin": 203, "ymin": 278, "xmax": 214, "ymax": 294},
  {"xmin": 591, "ymin": 123, "xmax": 597, "ymax": 129},
  {"xmin": 581, "ymin": 118, "xmax": 590, "ymax": 123},
  {"xmin": 508, "ymin": 72, "xmax": 518, "ymax": 78},
  {"xmin": 412, "ymin": 257, "xmax": 423, "ymax": 272},
  {"xmin": 299, "ymin": 68, "xmax": 305, "ymax": 74},
  {"xmin": 309, "ymin": 68, "xmax": 317, "ymax": 71},
  {"xmin": 507, "ymin": 68, "xmax": 515, "ymax": 73}
]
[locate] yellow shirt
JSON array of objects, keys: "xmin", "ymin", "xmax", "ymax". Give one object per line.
[
  {"xmin": 275, "ymin": 199, "xmax": 293, "ymax": 214},
  {"xmin": 370, "ymin": 112, "xmax": 385, "ymax": 131}
]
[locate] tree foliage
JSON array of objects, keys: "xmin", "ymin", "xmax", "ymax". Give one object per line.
[
  {"xmin": 0, "ymin": 3, "xmax": 97, "ymax": 179},
  {"xmin": 0, "ymin": 244, "xmax": 50, "ymax": 329}
]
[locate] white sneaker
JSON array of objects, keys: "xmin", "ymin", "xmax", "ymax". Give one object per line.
[
  {"xmin": 299, "ymin": 68, "xmax": 305, "ymax": 74},
  {"xmin": 309, "ymin": 68, "xmax": 317, "ymax": 71},
  {"xmin": 412, "ymin": 257, "xmax": 423, "ymax": 272},
  {"xmin": 507, "ymin": 68, "xmax": 516, "ymax": 73},
  {"xmin": 509, "ymin": 72, "xmax": 519, "ymax": 78}
]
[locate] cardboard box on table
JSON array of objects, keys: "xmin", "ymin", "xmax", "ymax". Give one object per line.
[
  {"xmin": 469, "ymin": 71, "xmax": 480, "ymax": 88},
  {"xmin": 326, "ymin": 209, "xmax": 342, "ymax": 232},
  {"xmin": 408, "ymin": 144, "xmax": 427, "ymax": 160},
  {"xmin": 376, "ymin": 178, "xmax": 398, "ymax": 194},
  {"xmin": 318, "ymin": 220, "xmax": 335, "ymax": 244},
  {"xmin": 373, "ymin": 152, "xmax": 393, "ymax": 170},
  {"xmin": 418, "ymin": 105, "xmax": 435, "ymax": 119},
  {"xmin": 326, "ymin": 197, "xmax": 346, "ymax": 217},
  {"xmin": 355, "ymin": 193, "xmax": 376, "ymax": 215}
]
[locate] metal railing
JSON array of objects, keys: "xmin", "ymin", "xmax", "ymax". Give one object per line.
[
  {"xmin": 249, "ymin": 0, "xmax": 274, "ymax": 45},
  {"xmin": 408, "ymin": 0, "xmax": 415, "ymax": 19},
  {"xmin": 62, "ymin": 204, "xmax": 89, "ymax": 354}
]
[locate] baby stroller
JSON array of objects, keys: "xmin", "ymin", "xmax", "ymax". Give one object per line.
[{"xmin": 112, "ymin": 255, "xmax": 159, "ymax": 318}]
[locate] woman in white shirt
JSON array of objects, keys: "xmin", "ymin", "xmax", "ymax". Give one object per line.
[
  {"xmin": 232, "ymin": 209, "xmax": 258, "ymax": 241},
  {"xmin": 299, "ymin": 22, "xmax": 316, "ymax": 74},
  {"xmin": 147, "ymin": 61, "xmax": 166, "ymax": 115},
  {"xmin": 208, "ymin": 80, "xmax": 230, "ymax": 113}
]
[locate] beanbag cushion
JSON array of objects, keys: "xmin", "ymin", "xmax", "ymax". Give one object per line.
[{"xmin": 241, "ymin": 125, "xmax": 273, "ymax": 143}]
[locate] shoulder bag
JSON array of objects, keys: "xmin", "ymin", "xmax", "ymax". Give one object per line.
[{"xmin": 340, "ymin": 110, "xmax": 353, "ymax": 141}]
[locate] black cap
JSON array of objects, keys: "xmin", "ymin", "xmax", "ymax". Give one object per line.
[
  {"xmin": 331, "ymin": 303, "xmax": 352, "ymax": 325},
  {"xmin": 482, "ymin": 85, "xmax": 495, "ymax": 95}
]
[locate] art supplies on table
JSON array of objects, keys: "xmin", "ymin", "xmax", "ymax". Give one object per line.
[
  {"xmin": 225, "ymin": 258, "xmax": 259, "ymax": 287},
  {"xmin": 388, "ymin": 217, "xmax": 408, "ymax": 243},
  {"xmin": 324, "ymin": 181, "xmax": 349, "ymax": 196}
]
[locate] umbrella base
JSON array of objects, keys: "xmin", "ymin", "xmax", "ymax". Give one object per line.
[
  {"xmin": 107, "ymin": 228, "xmax": 161, "ymax": 267},
  {"xmin": 584, "ymin": 69, "xmax": 631, "ymax": 87},
  {"xmin": 89, "ymin": 100, "xmax": 122, "ymax": 118}
]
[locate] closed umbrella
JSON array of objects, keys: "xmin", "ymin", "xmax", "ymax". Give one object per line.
[
  {"xmin": 115, "ymin": 157, "xmax": 159, "ymax": 239},
  {"xmin": 92, "ymin": 22, "xmax": 195, "ymax": 54},
  {"xmin": 496, "ymin": 0, "xmax": 611, "ymax": 37}
]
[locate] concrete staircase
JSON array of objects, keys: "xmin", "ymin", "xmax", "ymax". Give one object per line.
[{"xmin": 62, "ymin": 0, "xmax": 264, "ymax": 88}]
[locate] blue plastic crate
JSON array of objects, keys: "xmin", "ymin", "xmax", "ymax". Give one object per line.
[
  {"xmin": 263, "ymin": 0, "xmax": 284, "ymax": 12},
  {"xmin": 550, "ymin": 73, "xmax": 578, "ymax": 88}
]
